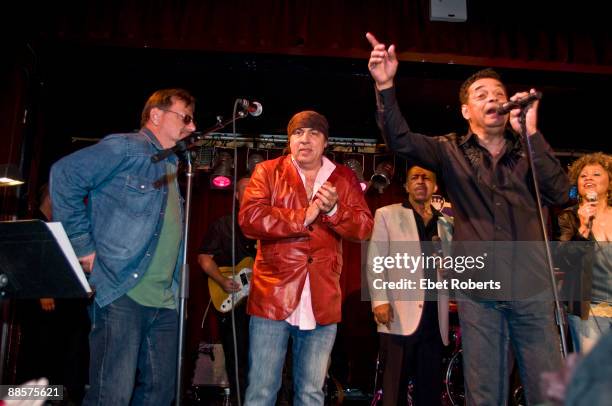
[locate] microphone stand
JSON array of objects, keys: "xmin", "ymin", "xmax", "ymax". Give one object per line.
[
  {"xmin": 152, "ymin": 111, "xmax": 250, "ymax": 163},
  {"xmin": 518, "ymin": 108, "xmax": 569, "ymax": 358},
  {"xmin": 156, "ymin": 110, "xmax": 251, "ymax": 406},
  {"xmin": 175, "ymin": 151, "xmax": 193, "ymax": 406}
]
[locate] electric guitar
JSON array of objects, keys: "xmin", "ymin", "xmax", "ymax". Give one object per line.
[{"xmin": 208, "ymin": 256, "xmax": 254, "ymax": 313}]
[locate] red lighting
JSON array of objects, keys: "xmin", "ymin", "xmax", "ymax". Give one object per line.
[{"xmin": 212, "ymin": 176, "xmax": 232, "ymax": 188}]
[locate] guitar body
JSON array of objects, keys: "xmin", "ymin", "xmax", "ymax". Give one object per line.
[{"xmin": 208, "ymin": 257, "xmax": 254, "ymax": 313}]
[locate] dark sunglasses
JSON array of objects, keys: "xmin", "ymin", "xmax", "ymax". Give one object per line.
[{"xmin": 159, "ymin": 108, "xmax": 193, "ymax": 125}]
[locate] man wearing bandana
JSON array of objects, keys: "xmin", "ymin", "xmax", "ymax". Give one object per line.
[{"xmin": 239, "ymin": 111, "xmax": 373, "ymax": 405}]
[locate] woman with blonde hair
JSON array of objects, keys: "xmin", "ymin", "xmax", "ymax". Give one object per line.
[{"xmin": 558, "ymin": 152, "xmax": 612, "ymax": 353}]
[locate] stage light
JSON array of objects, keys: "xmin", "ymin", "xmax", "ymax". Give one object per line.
[
  {"xmin": 344, "ymin": 156, "xmax": 368, "ymax": 192},
  {"xmin": 370, "ymin": 158, "xmax": 394, "ymax": 194},
  {"xmin": 195, "ymin": 146, "xmax": 214, "ymax": 171},
  {"xmin": 0, "ymin": 164, "xmax": 24, "ymax": 187},
  {"xmin": 210, "ymin": 149, "xmax": 234, "ymax": 189},
  {"xmin": 325, "ymin": 151, "xmax": 336, "ymax": 162},
  {"xmin": 246, "ymin": 149, "xmax": 267, "ymax": 174}
]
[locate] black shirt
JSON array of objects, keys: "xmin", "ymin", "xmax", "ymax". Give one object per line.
[
  {"xmin": 377, "ymin": 87, "xmax": 569, "ymax": 298},
  {"xmin": 402, "ymin": 199, "xmax": 442, "ymax": 335},
  {"xmin": 376, "ymin": 87, "xmax": 569, "ymax": 243},
  {"xmin": 199, "ymin": 214, "xmax": 256, "ymax": 267},
  {"xmin": 402, "ymin": 199, "xmax": 440, "ymax": 245}
]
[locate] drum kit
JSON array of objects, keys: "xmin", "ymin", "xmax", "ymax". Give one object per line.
[
  {"xmin": 370, "ymin": 302, "xmax": 525, "ymax": 406},
  {"xmin": 443, "ymin": 324, "xmax": 464, "ymax": 406}
]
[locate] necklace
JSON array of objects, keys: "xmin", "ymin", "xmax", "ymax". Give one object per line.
[{"xmin": 489, "ymin": 142, "xmax": 506, "ymax": 156}]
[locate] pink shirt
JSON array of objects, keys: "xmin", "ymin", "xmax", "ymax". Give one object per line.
[{"xmin": 286, "ymin": 155, "xmax": 337, "ymax": 330}]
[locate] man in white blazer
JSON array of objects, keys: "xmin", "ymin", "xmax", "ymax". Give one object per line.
[{"xmin": 367, "ymin": 165, "xmax": 452, "ymax": 406}]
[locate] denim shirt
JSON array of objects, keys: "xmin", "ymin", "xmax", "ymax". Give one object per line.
[{"xmin": 50, "ymin": 128, "xmax": 184, "ymax": 307}]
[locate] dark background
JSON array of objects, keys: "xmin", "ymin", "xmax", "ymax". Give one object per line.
[{"xmin": 2, "ymin": 0, "xmax": 611, "ymax": 393}]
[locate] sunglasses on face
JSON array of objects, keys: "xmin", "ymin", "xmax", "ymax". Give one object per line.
[{"xmin": 159, "ymin": 108, "xmax": 194, "ymax": 125}]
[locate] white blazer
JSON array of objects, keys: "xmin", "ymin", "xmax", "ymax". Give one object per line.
[{"xmin": 366, "ymin": 203, "xmax": 453, "ymax": 345}]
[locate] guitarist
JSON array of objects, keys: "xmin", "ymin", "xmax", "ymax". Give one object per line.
[{"xmin": 198, "ymin": 176, "xmax": 256, "ymax": 404}]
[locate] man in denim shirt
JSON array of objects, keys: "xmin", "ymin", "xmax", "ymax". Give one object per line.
[{"xmin": 50, "ymin": 88, "xmax": 196, "ymax": 405}]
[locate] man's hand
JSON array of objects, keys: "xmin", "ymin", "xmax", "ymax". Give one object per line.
[
  {"xmin": 366, "ymin": 32, "xmax": 398, "ymax": 91},
  {"xmin": 373, "ymin": 303, "xmax": 394, "ymax": 329},
  {"xmin": 508, "ymin": 89, "xmax": 539, "ymax": 136},
  {"xmin": 540, "ymin": 353, "xmax": 580, "ymax": 405},
  {"xmin": 39, "ymin": 298, "xmax": 56, "ymax": 312},
  {"xmin": 314, "ymin": 182, "xmax": 338, "ymax": 214},
  {"xmin": 78, "ymin": 252, "xmax": 96, "ymax": 273},
  {"xmin": 304, "ymin": 202, "xmax": 321, "ymax": 227},
  {"xmin": 220, "ymin": 277, "xmax": 241, "ymax": 294}
]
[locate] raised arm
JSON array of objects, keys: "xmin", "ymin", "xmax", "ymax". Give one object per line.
[
  {"xmin": 366, "ymin": 32, "xmax": 444, "ymax": 171},
  {"xmin": 529, "ymin": 132, "xmax": 570, "ymax": 206},
  {"xmin": 366, "ymin": 32, "xmax": 397, "ymax": 91},
  {"xmin": 507, "ymin": 89, "xmax": 569, "ymax": 206}
]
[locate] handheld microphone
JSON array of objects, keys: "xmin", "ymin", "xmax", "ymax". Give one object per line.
[
  {"xmin": 586, "ymin": 191, "xmax": 598, "ymax": 232},
  {"xmin": 586, "ymin": 191, "xmax": 598, "ymax": 203},
  {"xmin": 496, "ymin": 91, "xmax": 542, "ymax": 115},
  {"xmin": 236, "ymin": 99, "xmax": 263, "ymax": 117},
  {"xmin": 431, "ymin": 235, "xmax": 447, "ymax": 278},
  {"xmin": 432, "ymin": 235, "xmax": 443, "ymax": 257}
]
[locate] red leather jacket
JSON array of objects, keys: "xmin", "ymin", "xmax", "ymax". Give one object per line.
[{"xmin": 239, "ymin": 155, "xmax": 373, "ymax": 325}]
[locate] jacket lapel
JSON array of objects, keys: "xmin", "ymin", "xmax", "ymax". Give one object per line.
[{"xmin": 280, "ymin": 156, "xmax": 309, "ymax": 207}]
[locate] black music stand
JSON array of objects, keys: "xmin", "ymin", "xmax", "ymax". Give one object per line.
[
  {"xmin": 0, "ymin": 220, "xmax": 90, "ymax": 299},
  {"xmin": 0, "ymin": 220, "xmax": 91, "ymax": 384}
]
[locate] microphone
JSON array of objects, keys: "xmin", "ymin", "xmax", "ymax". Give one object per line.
[
  {"xmin": 432, "ymin": 235, "xmax": 443, "ymax": 257},
  {"xmin": 586, "ymin": 191, "xmax": 598, "ymax": 232},
  {"xmin": 431, "ymin": 235, "xmax": 447, "ymax": 278},
  {"xmin": 236, "ymin": 99, "xmax": 263, "ymax": 117},
  {"xmin": 496, "ymin": 91, "xmax": 542, "ymax": 115}
]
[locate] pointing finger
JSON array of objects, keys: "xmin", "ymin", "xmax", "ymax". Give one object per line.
[{"xmin": 366, "ymin": 32, "xmax": 380, "ymax": 47}]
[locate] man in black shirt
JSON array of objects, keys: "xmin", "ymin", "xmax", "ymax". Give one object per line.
[
  {"xmin": 198, "ymin": 177, "xmax": 256, "ymax": 404},
  {"xmin": 366, "ymin": 32, "xmax": 569, "ymax": 405}
]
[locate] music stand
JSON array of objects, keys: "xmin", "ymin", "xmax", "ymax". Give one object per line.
[
  {"xmin": 0, "ymin": 220, "xmax": 90, "ymax": 299},
  {"xmin": 0, "ymin": 219, "xmax": 91, "ymax": 383}
]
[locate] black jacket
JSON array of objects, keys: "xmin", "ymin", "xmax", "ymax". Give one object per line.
[{"xmin": 557, "ymin": 206, "xmax": 594, "ymax": 319}]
